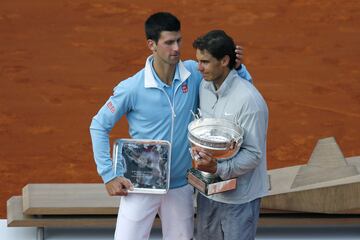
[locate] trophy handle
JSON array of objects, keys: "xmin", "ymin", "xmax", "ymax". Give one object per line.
[
  {"xmin": 232, "ymin": 120, "xmax": 243, "ymax": 149},
  {"xmin": 228, "ymin": 136, "xmax": 243, "ymax": 150},
  {"xmin": 190, "ymin": 108, "xmax": 202, "ymax": 120}
]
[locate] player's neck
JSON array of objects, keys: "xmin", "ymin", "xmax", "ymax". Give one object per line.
[
  {"xmin": 213, "ymin": 68, "xmax": 230, "ymax": 90},
  {"xmin": 152, "ymin": 58, "xmax": 176, "ymax": 85}
]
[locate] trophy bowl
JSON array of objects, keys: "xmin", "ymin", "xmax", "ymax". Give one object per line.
[{"xmin": 188, "ymin": 118, "xmax": 244, "ymax": 160}]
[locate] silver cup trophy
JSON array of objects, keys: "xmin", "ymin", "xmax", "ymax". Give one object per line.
[{"xmin": 187, "ymin": 116, "xmax": 244, "ymax": 195}]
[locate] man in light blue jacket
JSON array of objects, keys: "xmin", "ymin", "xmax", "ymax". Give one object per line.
[
  {"xmin": 90, "ymin": 13, "xmax": 252, "ymax": 240},
  {"xmin": 192, "ymin": 30, "xmax": 269, "ymax": 240}
]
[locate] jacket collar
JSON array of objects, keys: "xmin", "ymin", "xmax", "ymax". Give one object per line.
[
  {"xmin": 203, "ymin": 69, "xmax": 238, "ymax": 97},
  {"xmin": 144, "ymin": 55, "xmax": 191, "ymax": 88}
]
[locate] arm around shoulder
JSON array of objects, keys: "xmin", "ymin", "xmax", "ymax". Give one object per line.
[{"xmin": 236, "ymin": 64, "xmax": 253, "ymax": 83}]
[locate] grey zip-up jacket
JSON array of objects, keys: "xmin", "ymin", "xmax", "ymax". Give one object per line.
[{"xmin": 199, "ymin": 69, "xmax": 269, "ymax": 204}]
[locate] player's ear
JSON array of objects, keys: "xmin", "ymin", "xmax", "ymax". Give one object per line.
[
  {"xmin": 221, "ymin": 55, "xmax": 230, "ymax": 67},
  {"xmin": 147, "ymin": 39, "xmax": 157, "ymax": 52}
]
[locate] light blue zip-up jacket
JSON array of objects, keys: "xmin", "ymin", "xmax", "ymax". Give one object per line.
[{"xmin": 90, "ymin": 56, "xmax": 252, "ymax": 189}]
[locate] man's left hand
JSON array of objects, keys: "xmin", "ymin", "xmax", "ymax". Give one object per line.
[{"xmin": 192, "ymin": 148, "xmax": 217, "ymax": 174}]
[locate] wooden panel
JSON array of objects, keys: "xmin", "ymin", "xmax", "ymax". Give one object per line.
[
  {"xmin": 9, "ymin": 196, "xmax": 360, "ymax": 228},
  {"xmin": 22, "ymin": 184, "xmax": 120, "ymax": 215},
  {"xmin": 263, "ymin": 137, "xmax": 360, "ymax": 214},
  {"xmin": 291, "ymin": 137, "xmax": 358, "ymax": 188},
  {"xmin": 8, "ymin": 196, "xmax": 36, "ymax": 227},
  {"xmin": 8, "ymin": 196, "xmax": 163, "ymax": 228},
  {"xmin": 262, "ymin": 182, "xmax": 360, "ymax": 213},
  {"xmin": 7, "ymin": 196, "xmax": 117, "ymax": 227}
]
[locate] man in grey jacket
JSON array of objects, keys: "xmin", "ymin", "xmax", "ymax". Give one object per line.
[{"xmin": 191, "ymin": 30, "xmax": 269, "ymax": 240}]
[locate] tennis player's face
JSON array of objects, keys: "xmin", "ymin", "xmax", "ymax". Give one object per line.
[
  {"xmin": 150, "ymin": 31, "xmax": 182, "ymax": 65},
  {"xmin": 196, "ymin": 49, "xmax": 228, "ymax": 86}
]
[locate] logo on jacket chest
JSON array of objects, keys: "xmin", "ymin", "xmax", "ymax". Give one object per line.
[{"xmin": 181, "ymin": 83, "xmax": 188, "ymax": 93}]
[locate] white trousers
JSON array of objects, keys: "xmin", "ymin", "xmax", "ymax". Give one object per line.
[{"xmin": 114, "ymin": 184, "xmax": 194, "ymax": 240}]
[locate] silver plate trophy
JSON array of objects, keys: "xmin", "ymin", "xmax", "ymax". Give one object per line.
[
  {"xmin": 187, "ymin": 116, "xmax": 244, "ymax": 195},
  {"xmin": 113, "ymin": 139, "xmax": 171, "ymax": 194}
]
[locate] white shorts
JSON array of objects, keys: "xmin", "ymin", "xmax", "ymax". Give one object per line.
[{"xmin": 114, "ymin": 184, "xmax": 194, "ymax": 240}]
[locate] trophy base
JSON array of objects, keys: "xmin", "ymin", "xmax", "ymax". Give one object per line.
[{"xmin": 187, "ymin": 168, "xmax": 237, "ymax": 195}]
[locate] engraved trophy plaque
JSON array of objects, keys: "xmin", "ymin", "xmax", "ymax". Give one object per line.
[
  {"xmin": 113, "ymin": 139, "xmax": 171, "ymax": 194},
  {"xmin": 187, "ymin": 117, "xmax": 244, "ymax": 195}
]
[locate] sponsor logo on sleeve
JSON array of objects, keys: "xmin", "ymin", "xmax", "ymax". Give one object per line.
[{"xmin": 106, "ymin": 101, "xmax": 115, "ymax": 113}]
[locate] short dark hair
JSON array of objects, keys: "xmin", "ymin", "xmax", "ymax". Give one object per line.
[
  {"xmin": 193, "ymin": 30, "xmax": 236, "ymax": 69},
  {"xmin": 145, "ymin": 12, "xmax": 180, "ymax": 43}
]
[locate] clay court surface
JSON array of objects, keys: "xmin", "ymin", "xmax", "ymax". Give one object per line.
[{"xmin": 0, "ymin": 1, "xmax": 359, "ymax": 218}]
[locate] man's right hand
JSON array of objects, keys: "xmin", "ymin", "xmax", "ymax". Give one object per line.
[{"xmin": 105, "ymin": 176, "xmax": 134, "ymax": 196}]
